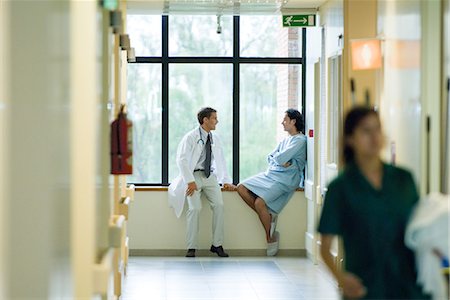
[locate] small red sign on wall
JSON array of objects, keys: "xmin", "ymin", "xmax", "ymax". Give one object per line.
[{"xmin": 308, "ymin": 129, "xmax": 314, "ymax": 138}]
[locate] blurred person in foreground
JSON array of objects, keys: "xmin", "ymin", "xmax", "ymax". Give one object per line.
[{"xmin": 318, "ymin": 106, "xmax": 430, "ymax": 299}]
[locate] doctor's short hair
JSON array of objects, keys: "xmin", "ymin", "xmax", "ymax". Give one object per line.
[
  {"xmin": 285, "ymin": 108, "xmax": 304, "ymax": 132},
  {"xmin": 197, "ymin": 107, "xmax": 217, "ymax": 124}
]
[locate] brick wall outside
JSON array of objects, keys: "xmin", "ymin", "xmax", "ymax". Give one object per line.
[{"xmin": 276, "ymin": 27, "xmax": 301, "ymax": 141}]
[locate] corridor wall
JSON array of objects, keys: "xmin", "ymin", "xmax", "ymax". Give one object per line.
[
  {"xmin": 0, "ymin": 1, "xmax": 111, "ymax": 298},
  {"xmin": 0, "ymin": 1, "xmax": 8, "ymax": 299},
  {"xmin": 377, "ymin": 0, "xmax": 442, "ymax": 195},
  {"xmin": 1, "ymin": 1, "xmax": 74, "ymax": 298}
]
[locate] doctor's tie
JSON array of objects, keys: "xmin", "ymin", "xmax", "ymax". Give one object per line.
[{"xmin": 204, "ymin": 133, "xmax": 211, "ymax": 178}]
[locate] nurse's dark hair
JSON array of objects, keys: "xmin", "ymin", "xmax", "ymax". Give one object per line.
[
  {"xmin": 285, "ymin": 108, "xmax": 304, "ymax": 132},
  {"xmin": 343, "ymin": 106, "xmax": 379, "ymax": 164},
  {"xmin": 197, "ymin": 107, "xmax": 217, "ymax": 124}
]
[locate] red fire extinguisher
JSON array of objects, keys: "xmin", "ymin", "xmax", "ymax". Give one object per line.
[{"xmin": 111, "ymin": 104, "xmax": 133, "ymax": 174}]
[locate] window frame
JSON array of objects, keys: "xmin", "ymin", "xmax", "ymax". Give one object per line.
[{"xmin": 129, "ymin": 15, "xmax": 306, "ymax": 186}]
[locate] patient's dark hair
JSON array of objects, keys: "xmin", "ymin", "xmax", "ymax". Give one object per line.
[
  {"xmin": 285, "ymin": 108, "xmax": 304, "ymax": 132},
  {"xmin": 197, "ymin": 107, "xmax": 217, "ymax": 124},
  {"xmin": 343, "ymin": 106, "xmax": 379, "ymax": 165}
]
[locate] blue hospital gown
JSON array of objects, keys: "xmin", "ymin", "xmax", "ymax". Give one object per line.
[{"xmin": 241, "ymin": 133, "xmax": 307, "ymax": 214}]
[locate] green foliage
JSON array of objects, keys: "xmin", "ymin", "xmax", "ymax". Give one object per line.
[{"xmin": 126, "ymin": 15, "xmax": 294, "ymax": 184}]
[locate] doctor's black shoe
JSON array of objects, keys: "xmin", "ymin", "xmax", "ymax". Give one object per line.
[
  {"xmin": 210, "ymin": 245, "xmax": 229, "ymax": 257},
  {"xmin": 185, "ymin": 249, "xmax": 196, "ymax": 258}
]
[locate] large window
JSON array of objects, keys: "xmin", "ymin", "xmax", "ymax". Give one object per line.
[
  {"xmin": 240, "ymin": 16, "xmax": 302, "ymax": 58},
  {"xmin": 127, "ymin": 15, "xmax": 305, "ymax": 185},
  {"xmin": 169, "ymin": 64, "xmax": 233, "ymax": 183},
  {"xmin": 127, "ymin": 15, "xmax": 162, "ymax": 56},
  {"xmin": 127, "ymin": 64, "xmax": 162, "ymax": 183},
  {"xmin": 169, "ymin": 15, "xmax": 233, "ymax": 56}
]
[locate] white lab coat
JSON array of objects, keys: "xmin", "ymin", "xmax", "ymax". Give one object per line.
[
  {"xmin": 405, "ymin": 192, "xmax": 450, "ymax": 300},
  {"xmin": 168, "ymin": 127, "xmax": 232, "ymax": 218}
]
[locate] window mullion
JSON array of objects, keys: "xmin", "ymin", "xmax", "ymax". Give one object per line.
[
  {"xmin": 162, "ymin": 15, "xmax": 169, "ymax": 185},
  {"xmin": 232, "ymin": 16, "xmax": 240, "ymax": 185}
]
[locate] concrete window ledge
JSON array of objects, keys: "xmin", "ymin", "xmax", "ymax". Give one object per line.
[
  {"xmin": 135, "ymin": 186, "xmax": 305, "ymax": 192},
  {"xmin": 127, "ymin": 190, "xmax": 307, "ymax": 256}
]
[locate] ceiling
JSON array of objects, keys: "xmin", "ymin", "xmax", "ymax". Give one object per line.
[{"xmin": 127, "ymin": 0, "xmax": 328, "ymax": 14}]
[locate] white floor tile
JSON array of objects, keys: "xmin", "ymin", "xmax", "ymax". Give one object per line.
[{"xmin": 121, "ymin": 257, "xmax": 339, "ymax": 300}]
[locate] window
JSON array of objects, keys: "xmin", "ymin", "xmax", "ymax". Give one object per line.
[
  {"xmin": 127, "ymin": 64, "xmax": 162, "ymax": 183},
  {"xmin": 240, "ymin": 64, "xmax": 302, "ymax": 180},
  {"xmin": 127, "ymin": 15, "xmax": 162, "ymax": 56},
  {"xmin": 127, "ymin": 15, "xmax": 305, "ymax": 185},
  {"xmin": 169, "ymin": 64, "xmax": 233, "ymax": 182},
  {"xmin": 169, "ymin": 15, "xmax": 233, "ymax": 57},
  {"xmin": 240, "ymin": 15, "xmax": 302, "ymax": 58}
]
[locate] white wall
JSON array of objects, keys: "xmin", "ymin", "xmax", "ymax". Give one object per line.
[
  {"xmin": 1, "ymin": 1, "xmax": 74, "ymax": 298},
  {"xmin": 0, "ymin": 1, "xmax": 8, "ymax": 298},
  {"xmin": 128, "ymin": 191, "xmax": 307, "ymax": 253},
  {"xmin": 320, "ymin": 0, "xmax": 344, "ymax": 58},
  {"xmin": 377, "ymin": 0, "xmax": 443, "ymax": 195},
  {"xmin": 308, "ymin": 0, "xmax": 344, "ymax": 263},
  {"xmin": 319, "ymin": 0, "xmax": 344, "ymax": 192},
  {"xmin": 70, "ymin": 0, "xmax": 101, "ymax": 298},
  {"xmin": 444, "ymin": 0, "xmax": 450, "ymax": 193},
  {"xmin": 0, "ymin": 1, "xmax": 106, "ymax": 298},
  {"xmin": 304, "ymin": 24, "xmax": 322, "ymax": 261},
  {"xmin": 420, "ymin": 0, "xmax": 442, "ymax": 194},
  {"xmin": 377, "ymin": 0, "xmax": 423, "ymax": 188}
]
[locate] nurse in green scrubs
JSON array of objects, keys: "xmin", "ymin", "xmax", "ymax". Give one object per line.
[{"xmin": 318, "ymin": 107, "xmax": 430, "ymax": 299}]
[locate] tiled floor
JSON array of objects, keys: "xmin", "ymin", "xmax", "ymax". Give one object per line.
[{"xmin": 121, "ymin": 257, "xmax": 340, "ymax": 300}]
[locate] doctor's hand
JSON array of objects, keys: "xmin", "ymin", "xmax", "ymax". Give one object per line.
[
  {"xmin": 223, "ymin": 183, "xmax": 237, "ymax": 191},
  {"xmin": 186, "ymin": 182, "xmax": 198, "ymax": 197}
]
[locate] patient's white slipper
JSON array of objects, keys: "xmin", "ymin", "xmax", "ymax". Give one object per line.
[
  {"xmin": 269, "ymin": 213, "xmax": 278, "ymax": 238},
  {"xmin": 266, "ymin": 231, "xmax": 280, "ymax": 256}
]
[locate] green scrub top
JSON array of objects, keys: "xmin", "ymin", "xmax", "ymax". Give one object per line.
[{"xmin": 318, "ymin": 162, "xmax": 430, "ymax": 300}]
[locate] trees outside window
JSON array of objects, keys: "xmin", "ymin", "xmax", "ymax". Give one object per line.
[{"xmin": 127, "ymin": 15, "xmax": 303, "ymax": 185}]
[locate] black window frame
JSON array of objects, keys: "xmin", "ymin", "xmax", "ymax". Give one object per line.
[{"xmin": 129, "ymin": 15, "xmax": 306, "ymax": 186}]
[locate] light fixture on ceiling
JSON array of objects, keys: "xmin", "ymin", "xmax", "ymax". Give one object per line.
[{"xmin": 216, "ymin": 14, "xmax": 222, "ymax": 34}]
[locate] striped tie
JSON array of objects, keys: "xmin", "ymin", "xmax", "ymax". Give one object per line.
[{"xmin": 204, "ymin": 133, "xmax": 211, "ymax": 178}]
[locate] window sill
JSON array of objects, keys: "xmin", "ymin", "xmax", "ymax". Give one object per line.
[{"xmin": 135, "ymin": 186, "xmax": 304, "ymax": 192}]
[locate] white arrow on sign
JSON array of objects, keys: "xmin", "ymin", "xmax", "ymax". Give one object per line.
[
  {"xmin": 284, "ymin": 16, "xmax": 294, "ymax": 26},
  {"xmin": 284, "ymin": 16, "xmax": 308, "ymax": 26},
  {"xmin": 293, "ymin": 17, "xmax": 307, "ymax": 24}
]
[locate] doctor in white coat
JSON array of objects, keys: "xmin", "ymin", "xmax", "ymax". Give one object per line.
[{"xmin": 168, "ymin": 107, "xmax": 235, "ymax": 258}]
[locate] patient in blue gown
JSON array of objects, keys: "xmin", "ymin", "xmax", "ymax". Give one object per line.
[{"xmin": 237, "ymin": 109, "xmax": 307, "ymax": 256}]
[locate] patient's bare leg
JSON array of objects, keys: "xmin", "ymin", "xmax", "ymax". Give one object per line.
[
  {"xmin": 254, "ymin": 198, "xmax": 275, "ymax": 243},
  {"xmin": 236, "ymin": 184, "xmax": 257, "ymax": 212}
]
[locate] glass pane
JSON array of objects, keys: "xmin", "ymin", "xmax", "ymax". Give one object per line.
[
  {"xmin": 240, "ymin": 16, "xmax": 302, "ymax": 58},
  {"xmin": 127, "ymin": 64, "xmax": 162, "ymax": 183},
  {"xmin": 169, "ymin": 15, "xmax": 233, "ymax": 56},
  {"xmin": 240, "ymin": 64, "xmax": 302, "ymax": 181},
  {"xmin": 127, "ymin": 14, "xmax": 162, "ymax": 56},
  {"xmin": 169, "ymin": 64, "xmax": 232, "ymax": 183}
]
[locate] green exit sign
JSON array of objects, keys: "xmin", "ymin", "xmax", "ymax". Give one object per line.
[
  {"xmin": 282, "ymin": 15, "xmax": 316, "ymax": 27},
  {"xmin": 102, "ymin": 0, "xmax": 118, "ymax": 10}
]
